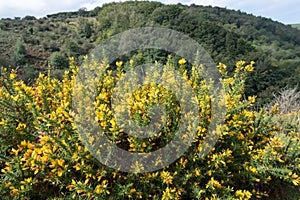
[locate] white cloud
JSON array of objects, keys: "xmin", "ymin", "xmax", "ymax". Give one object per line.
[
  {"xmin": 81, "ymin": 0, "xmax": 121, "ymax": 10},
  {"xmin": 0, "ymin": 0, "xmax": 299, "ymax": 23},
  {"xmin": 0, "ymin": 0, "xmax": 87, "ymax": 18}
]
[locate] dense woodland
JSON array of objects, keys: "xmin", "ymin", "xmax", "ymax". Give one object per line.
[{"xmin": 0, "ymin": 1, "xmax": 300, "ymax": 105}]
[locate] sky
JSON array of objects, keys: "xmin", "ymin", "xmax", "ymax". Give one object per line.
[{"xmin": 0, "ymin": 0, "xmax": 299, "ymax": 24}]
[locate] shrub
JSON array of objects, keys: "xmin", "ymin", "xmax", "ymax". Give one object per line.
[
  {"xmin": 49, "ymin": 52, "xmax": 69, "ymax": 69},
  {"xmin": 269, "ymin": 87, "xmax": 300, "ymax": 114},
  {"xmin": 22, "ymin": 65, "xmax": 39, "ymax": 84},
  {"xmin": 22, "ymin": 16, "xmax": 36, "ymax": 21},
  {"xmin": 255, "ymin": 87, "xmax": 300, "ymax": 199},
  {"xmin": 12, "ymin": 41, "xmax": 26, "ymax": 67},
  {"xmin": 0, "ymin": 58, "xmax": 299, "ymax": 199}
]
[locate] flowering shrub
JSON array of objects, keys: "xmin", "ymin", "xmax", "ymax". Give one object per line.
[{"xmin": 0, "ymin": 57, "xmax": 299, "ymax": 199}]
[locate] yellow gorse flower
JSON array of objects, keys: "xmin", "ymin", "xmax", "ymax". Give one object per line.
[
  {"xmin": 116, "ymin": 61, "xmax": 123, "ymax": 67},
  {"xmin": 235, "ymin": 189, "xmax": 252, "ymax": 199},
  {"xmin": 178, "ymin": 58, "xmax": 186, "ymax": 65},
  {"xmin": 16, "ymin": 123, "xmax": 26, "ymax": 131},
  {"xmin": 9, "ymin": 72, "xmax": 16, "ymax": 79},
  {"xmin": 161, "ymin": 171, "xmax": 173, "ymax": 184}
]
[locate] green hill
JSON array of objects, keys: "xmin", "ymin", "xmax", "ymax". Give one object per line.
[{"xmin": 0, "ymin": 1, "xmax": 300, "ymax": 105}]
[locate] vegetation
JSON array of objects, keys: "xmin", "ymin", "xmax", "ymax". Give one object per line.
[
  {"xmin": 0, "ymin": 57, "xmax": 299, "ymax": 199},
  {"xmin": 49, "ymin": 52, "xmax": 69, "ymax": 69},
  {"xmin": 291, "ymin": 24, "xmax": 300, "ymax": 30},
  {"xmin": 12, "ymin": 41, "xmax": 26, "ymax": 67},
  {"xmin": 0, "ymin": 1, "xmax": 299, "ymax": 105},
  {"xmin": 0, "ymin": 1, "xmax": 299, "ymax": 199}
]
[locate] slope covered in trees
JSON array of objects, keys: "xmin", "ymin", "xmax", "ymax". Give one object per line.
[{"xmin": 0, "ymin": 1, "xmax": 299, "ymax": 105}]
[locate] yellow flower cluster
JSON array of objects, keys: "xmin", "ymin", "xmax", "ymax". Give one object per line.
[
  {"xmin": 161, "ymin": 171, "xmax": 175, "ymax": 185},
  {"xmin": 234, "ymin": 189, "xmax": 252, "ymax": 199},
  {"xmin": 162, "ymin": 187, "xmax": 182, "ymax": 200}
]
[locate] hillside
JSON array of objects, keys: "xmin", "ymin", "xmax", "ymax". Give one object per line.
[
  {"xmin": 291, "ymin": 23, "xmax": 300, "ymax": 29},
  {"xmin": 0, "ymin": 1, "xmax": 300, "ymax": 105}
]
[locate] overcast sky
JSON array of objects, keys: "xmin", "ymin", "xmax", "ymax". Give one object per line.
[{"xmin": 0, "ymin": 0, "xmax": 299, "ymax": 24}]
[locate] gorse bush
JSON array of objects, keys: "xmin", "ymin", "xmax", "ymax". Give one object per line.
[
  {"xmin": 0, "ymin": 57, "xmax": 299, "ymax": 199},
  {"xmin": 267, "ymin": 87, "xmax": 300, "ymax": 135}
]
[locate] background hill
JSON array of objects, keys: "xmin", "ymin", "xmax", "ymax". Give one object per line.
[
  {"xmin": 0, "ymin": 1, "xmax": 299, "ymax": 106},
  {"xmin": 291, "ymin": 24, "xmax": 300, "ymax": 29}
]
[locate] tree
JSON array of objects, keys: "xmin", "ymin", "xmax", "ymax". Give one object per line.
[
  {"xmin": 12, "ymin": 41, "xmax": 26, "ymax": 67},
  {"xmin": 78, "ymin": 7, "xmax": 87, "ymax": 16},
  {"xmin": 22, "ymin": 15, "xmax": 36, "ymax": 20},
  {"xmin": 63, "ymin": 41, "xmax": 82, "ymax": 58},
  {"xmin": 78, "ymin": 18, "xmax": 92, "ymax": 38},
  {"xmin": 49, "ymin": 52, "xmax": 69, "ymax": 69}
]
